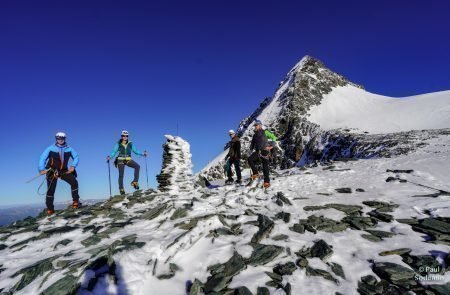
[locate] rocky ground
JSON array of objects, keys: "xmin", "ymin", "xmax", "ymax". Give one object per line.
[{"xmin": 0, "ymin": 133, "xmax": 450, "ymax": 294}]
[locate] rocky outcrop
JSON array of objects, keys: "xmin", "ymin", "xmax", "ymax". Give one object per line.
[{"xmin": 201, "ymin": 55, "xmax": 450, "ymax": 180}]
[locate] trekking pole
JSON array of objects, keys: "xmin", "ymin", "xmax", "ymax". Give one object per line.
[
  {"xmin": 145, "ymin": 154, "xmax": 149, "ymax": 190},
  {"xmin": 107, "ymin": 160, "xmax": 112, "ymax": 200}
]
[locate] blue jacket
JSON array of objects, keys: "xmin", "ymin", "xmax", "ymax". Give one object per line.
[
  {"xmin": 38, "ymin": 143, "xmax": 79, "ymax": 172},
  {"xmin": 109, "ymin": 141, "xmax": 143, "ymax": 159}
]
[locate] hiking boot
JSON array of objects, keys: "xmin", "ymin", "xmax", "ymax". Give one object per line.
[
  {"xmin": 251, "ymin": 174, "xmax": 260, "ymax": 180},
  {"xmin": 225, "ymin": 178, "xmax": 234, "ymax": 184},
  {"xmin": 131, "ymin": 181, "xmax": 139, "ymax": 190},
  {"xmin": 263, "ymin": 182, "xmax": 271, "ymax": 188},
  {"xmin": 119, "ymin": 188, "xmax": 126, "ymax": 195},
  {"xmin": 72, "ymin": 201, "xmax": 79, "ymax": 209},
  {"xmin": 47, "ymin": 209, "xmax": 54, "ymax": 215},
  {"xmin": 235, "ymin": 179, "xmax": 242, "ymax": 185}
]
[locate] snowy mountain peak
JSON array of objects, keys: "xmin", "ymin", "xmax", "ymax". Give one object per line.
[
  {"xmin": 201, "ymin": 56, "xmax": 450, "ymax": 179},
  {"xmin": 290, "ymin": 55, "xmax": 323, "ymax": 73}
]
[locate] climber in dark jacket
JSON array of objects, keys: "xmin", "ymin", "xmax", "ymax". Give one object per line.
[
  {"xmin": 224, "ymin": 129, "xmax": 242, "ymax": 184},
  {"xmin": 107, "ymin": 130, "xmax": 147, "ymax": 194},
  {"xmin": 38, "ymin": 132, "xmax": 80, "ymax": 215},
  {"xmin": 248, "ymin": 120, "xmax": 271, "ymax": 188}
]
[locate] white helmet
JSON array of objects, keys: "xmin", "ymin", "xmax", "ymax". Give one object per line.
[
  {"xmin": 121, "ymin": 130, "xmax": 129, "ymax": 136},
  {"xmin": 55, "ymin": 132, "xmax": 66, "ymax": 139},
  {"xmin": 228, "ymin": 129, "xmax": 235, "ymax": 135}
]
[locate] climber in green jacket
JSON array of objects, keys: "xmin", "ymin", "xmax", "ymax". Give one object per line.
[
  {"xmin": 262, "ymin": 125, "xmax": 280, "ymax": 166},
  {"xmin": 107, "ymin": 130, "xmax": 147, "ymax": 194}
]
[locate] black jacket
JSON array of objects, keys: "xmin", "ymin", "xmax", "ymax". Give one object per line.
[
  {"xmin": 250, "ymin": 129, "xmax": 269, "ymax": 151},
  {"xmin": 227, "ymin": 136, "xmax": 241, "ymax": 160}
]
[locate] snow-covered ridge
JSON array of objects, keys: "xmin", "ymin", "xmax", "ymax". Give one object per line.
[
  {"xmin": 307, "ymin": 86, "xmax": 450, "ymax": 134},
  {"xmin": 201, "ymin": 55, "xmax": 450, "ymax": 179},
  {"xmin": 1, "ymin": 133, "xmax": 450, "ymax": 294}
]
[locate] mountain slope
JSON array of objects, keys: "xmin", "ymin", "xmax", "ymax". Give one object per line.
[
  {"xmin": 307, "ymin": 87, "xmax": 450, "ymax": 134},
  {"xmin": 200, "ymin": 56, "xmax": 450, "ymax": 179},
  {"xmin": 1, "ymin": 132, "xmax": 450, "ymax": 294}
]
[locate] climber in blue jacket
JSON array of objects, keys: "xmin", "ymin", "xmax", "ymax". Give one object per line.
[
  {"xmin": 107, "ymin": 130, "xmax": 147, "ymax": 194},
  {"xmin": 38, "ymin": 132, "xmax": 80, "ymax": 215}
]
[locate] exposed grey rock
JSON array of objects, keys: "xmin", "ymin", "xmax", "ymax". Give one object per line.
[
  {"xmin": 188, "ymin": 279, "xmax": 203, "ymax": 295},
  {"xmin": 141, "ymin": 203, "xmax": 168, "ymax": 220},
  {"xmin": 290, "ymin": 223, "xmax": 305, "ymax": 234},
  {"xmin": 310, "ymin": 240, "xmax": 333, "ymax": 260},
  {"xmin": 81, "ymin": 235, "xmax": 102, "ymax": 247},
  {"xmin": 12, "ymin": 256, "xmax": 58, "ymax": 291},
  {"xmin": 306, "ymin": 266, "xmax": 338, "ymax": 284},
  {"xmin": 368, "ymin": 210, "xmax": 394, "ymax": 222},
  {"xmin": 274, "ymin": 212, "xmax": 291, "ymax": 223},
  {"xmin": 251, "ymin": 215, "xmax": 274, "ymax": 244},
  {"xmin": 362, "ymin": 201, "xmax": 399, "ymax": 213},
  {"xmin": 304, "ymin": 203, "xmax": 362, "ymax": 216},
  {"xmin": 264, "ymin": 271, "xmax": 282, "ymax": 282},
  {"xmin": 342, "ymin": 216, "xmax": 378, "ymax": 230},
  {"xmin": 284, "ymin": 282, "xmax": 292, "ymax": 295},
  {"xmin": 410, "ymin": 217, "xmax": 450, "ymax": 244},
  {"xmin": 365, "ymin": 230, "xmax": 395, "ymax": 239},
  {"xmin": 429, "ymin": 283, "xmax": 450, "ymax": 294},
  {"xmin": 272, "ymin": 192, "xmax": 292, "ymax": 206},
  {"xmin": 297, "ymin": 215, "xmax": 349, "ymax": 233},
  {"xmin": 234, "ymin": 286, "xmax": 253, "ymax": 295},
  {"xmin": 400, "ymin": 253, "xmax": 442, "ymax": 275},
  {"xmin": 372, "ymin": 262, "xmax": 415, "ymax": 284},
  {"xmin": 41, "ymin": 275, "xmax": 79, "ymax": 295},
  {"xmin": 246, "ymin": 244, "xmax": 284, "ymax": 266},
  {"xmin": 170, "ymin": 207, "xmax": 189, "ymax": 220},
  {"xmin": 329, "ymin": 262, "xmax": 346, "ymax": 279},
  {"xmin": 296, "ymin": 257, "xmax": 309, "ymax": 269},
  {"xmin": 386, "ymin": 169, "xmax": 413, "ymax": 174},
  {"xmin": 273, "ymin": 262, "xmax": 297, "ymax": 276},
  {"xmin": 204, "ymin": 251, "xmax": 246, "ymax": 293},
  {"xmin": 361, "ymin": 234, "xmax": 382, "ymax": 242},
  {"xmin": 379, "ymin": 248, "xmax": 412, "ymax": 256},
  {"xmin": 335, "ymin": 188, "xmax": 352, "ymax": 194},
  {"xmin": 396, "ymin": 218, "xmax": 419, "ymax": 225},
  {"xmin": 53, "ymin": 239, "xmax": 72, "ymax": 249},
  {"xmin": 271, "ymin": 234, "xmax": 289, "ymax": 241},
  {"xmin": 256, "ymin": 287, "xmax": 270, "ymax": 295}
]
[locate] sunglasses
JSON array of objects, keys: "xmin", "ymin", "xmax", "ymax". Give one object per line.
[
  {"xmin": 122, "ymin": 135, "xmax": 129, "ymax": 137},
  {"xmin": 56, "ymin": 137, "xmax": 66, "ymax": 140}
]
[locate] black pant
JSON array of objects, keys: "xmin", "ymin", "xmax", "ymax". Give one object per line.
[
  {"xmin": 118, "ymin": 160, "xmax": 140, "ymax": 189},
  {"xmin": 226, "ymin": 159, "xmax": 242, "ymax": 181},
  {"xmin": 248, "ymin": 150, "xmax": 270, "ymax": 183},
  {"xmin": 46, "ymin": 171, "xmax": 79, "ymax": 210}
]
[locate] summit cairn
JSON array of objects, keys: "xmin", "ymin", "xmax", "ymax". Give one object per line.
[{"xmin": 156, "ymin": 135, "xmax": 194, "ymax": 193}]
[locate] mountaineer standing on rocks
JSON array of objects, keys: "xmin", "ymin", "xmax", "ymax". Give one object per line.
[
  {"xmin": 248, "ymin": 120, "xmax": 272, "ymax": 188},
  {"xmin": 38, "ymin": 132, "xmax": 80, "ymax": 215},
  {"xmin": 262, "ymin": 124, "xmax": 279, "ymax": 167},
  {"xmin": 107, "ymin": 130, "xmax": 147, "ymax": 194},
  {"xmin": 224, "ymin": 129, "xmax": 242, "ymax": 184}
]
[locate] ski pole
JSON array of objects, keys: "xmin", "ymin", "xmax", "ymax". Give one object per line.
[
  {"xmin": 107, "ymin": 160, "xmax": 112, "ymax": 200},
  {"xmin": 145, "ymin": 154, "xmax": 149, "ymax": 189}
]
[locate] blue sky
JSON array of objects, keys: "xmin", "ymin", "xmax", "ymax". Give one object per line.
[{"xmin": 1, "ymin": 0, "xmax": 449, "ymax": 205}]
